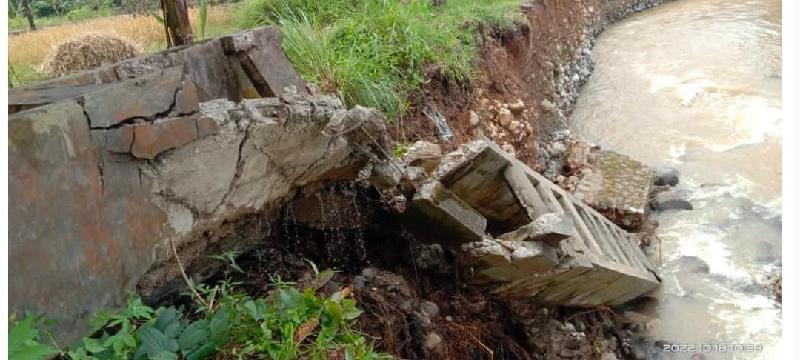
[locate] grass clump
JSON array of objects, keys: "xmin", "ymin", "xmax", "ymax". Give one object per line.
[{"xmin": 237, "ymin": 0, "xmax": 523, "ymax": 119}]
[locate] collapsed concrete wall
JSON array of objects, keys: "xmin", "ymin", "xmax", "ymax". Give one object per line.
[
  {"xmin": 8, "ymin": 26, "xmax": 306, "ymax": 114},
  {"xmin": 401, "ymin": 141, "xmax": 660, "ymax": 306},
  {"xmin": 8, "ymin": 27, "xmax": 391, "ymax": 345}
]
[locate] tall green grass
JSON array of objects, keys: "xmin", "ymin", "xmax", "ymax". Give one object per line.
[{"xmin": 237, "ymin": 0, "xmax": 522, "ymax": 119}]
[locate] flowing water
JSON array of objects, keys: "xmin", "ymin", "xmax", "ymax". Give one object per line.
[{"xmin": 569, "ymin": 0, "xmax": 782, "ymax": 358}]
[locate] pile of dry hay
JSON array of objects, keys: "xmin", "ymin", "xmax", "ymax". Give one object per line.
[{"xmin": 39, "ymin": 33, "xmax": 143, "ymax": 77}]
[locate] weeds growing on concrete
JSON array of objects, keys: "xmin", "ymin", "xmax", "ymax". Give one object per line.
[{"xmin": 237, "ymin": 0, "xmax": 523, "ymax": 119}]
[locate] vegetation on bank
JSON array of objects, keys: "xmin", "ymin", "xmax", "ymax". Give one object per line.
[
  {"xmin": 9, "ymin": 0, "xmax": 522, "ymax": 119},
  {"xmin": 9, "ymin": 260, "xmax": 389, "ymax": 360},
  {"xmin": 236, "ymin": 0, "xmax": 523, "ymax": 119}
]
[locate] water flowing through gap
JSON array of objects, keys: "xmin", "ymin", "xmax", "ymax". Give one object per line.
[{"xmin": 569, "ymin": 0, "xmax": 782, "ymax": 359}]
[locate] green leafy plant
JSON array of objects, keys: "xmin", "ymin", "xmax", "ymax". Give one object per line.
[
  {"xmin": 67, "ymin": 297, "xmax": 156, "ymax": 360},
  {"xmin": 11, "ymin": 269, "xmax": 389, "ymax": 360},
  {"xmin": 209, "ymin": 250, "xmax": 244, "ymax": 274},
  {"xmin": 8, "ymin": 314, "xmax": 59, "ymax": 360}
]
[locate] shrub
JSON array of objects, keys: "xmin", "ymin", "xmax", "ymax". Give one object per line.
[{"xmin": 66, "ymin": 6, "xmax": 112, "ymax": 22}]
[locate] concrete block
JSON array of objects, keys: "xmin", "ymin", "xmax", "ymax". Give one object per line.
[
  {"xmin": 436, "ymin": 141, "xmax": 527, "ymax": 228},
  {"xmin": 409, "ymin": 181, "xmax": 487, "ymax": 244},
  {"xmin": 575, "ymin": 151, "xmax": 654, "ymax": 229},
  {"xmin": 221, "ymin": 27, "xmax": 307, "ymax": 96}
]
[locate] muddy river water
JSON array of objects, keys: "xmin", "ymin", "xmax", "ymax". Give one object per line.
[{"xmin": 569, "ymin": 0, "xmax": 782, "ymax": 358}]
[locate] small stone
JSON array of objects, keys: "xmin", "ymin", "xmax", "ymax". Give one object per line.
[
  {"xmin": 502, "ymin": 143, "xmax": 515, "ymax": 156},
  {"xmin": 469, "ymin": 110, "xmax": 481, "ymax": 126},
  {"xmin": 509, "ymin": 120, "xmax": 521, "ymax": 132},
  {"xmin": 420, "ymin": 300, "xmax": 440, "ymax": 319},
  {"xmin": 423, "ymin": 332, "xmax": 443, "ymax": 350},
  {"xmin": 601, "ymin": 352, "xmax": 618, "ymax": 360},
  {"xmin": 405, "ymin": 141, "xmax": 442, "ymax": 174},
  {"xmin": 362, "ymin": 267, "xmax": 378, "ymax": 278},
  {"xmin": 541, "ymin": 99, "xmax": 557, "ymax": 112},
  {"xmin": 653, "ymin": 166, "xmax": 680, "ymax": 186},
  {"xmin": 353, "ymin": 276, "xmax": 367, "ymax": 290},
  {"xmin": 498, "ymin": 108, "xmax": 512, "ymax": 127},
  {"xmin": 652, "ymin": 190, "xmax": 693, "ymax": 211},
  {"xmin": 562, "ymin": 322, "xmax": 576, "ymax": 332},
  {"xmin": 508, "ymin": 99, "xmax": 525, "ymax": 113}
]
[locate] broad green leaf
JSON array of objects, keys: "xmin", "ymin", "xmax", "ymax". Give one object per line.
[
  {"xmin": 323, "ymin": 300, "xmax": 343, "ymax": 322},
  {"xmin": 209, "ymin": 310, "xmax": 229, "ymax": 338},
  {"xmin": 185, "ymin": 343, "xmax": 217, "ymax": 360},
  {"xmin": 88, "ymin": 309, "xmax": 114, "ymax": 334},
  {"xmin": 153, "ymin": 307, "xmax": 182, "ymax": 336},
  {"xmin": 84, "ymin": 338, "xmax": 107, "ymax": 353},
  {"xmin": 124, "ymin": 298, "xmax": 155, "ymax": 319},
  {"xmin": 243, "ymin": 299, "xmax": 267, "ymax": 321},
  {"xmin": 341, "ymin": 299, "xmax": 363, "ymax": 320},
  {"xmin": 8, "ymin": 315, "xmax": 39, "ymax": 349},
  {"xmin": 138, "ymin": 325, "xmax": 179, "ymax": 357},
  {"xmin": 177, "ymin": 320, "xmax": 209, "ymax": 352}
]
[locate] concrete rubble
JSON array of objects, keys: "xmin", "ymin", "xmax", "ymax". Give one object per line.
[{"xmin": 406, "ymin": 141, "xmax": 660, "ymax": 306}]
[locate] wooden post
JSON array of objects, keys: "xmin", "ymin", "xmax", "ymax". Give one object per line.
[{"xmin": 160, "ymin": 0, "xmax": 193, "ymax": 47}]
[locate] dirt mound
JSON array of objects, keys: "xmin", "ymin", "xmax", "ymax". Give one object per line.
[{"xmin": 39, "ymin": 33, "xmax": 142, "ymax": 76}]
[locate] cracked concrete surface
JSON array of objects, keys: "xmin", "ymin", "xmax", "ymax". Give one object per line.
[{"xmin": 7, "ymin": 27, "xmax": 386, "ymax": 345}]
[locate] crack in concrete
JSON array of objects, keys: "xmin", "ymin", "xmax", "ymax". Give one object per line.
[{"xmin": 212, "ymin": 127, "xmax": 252, "ymax": 214}]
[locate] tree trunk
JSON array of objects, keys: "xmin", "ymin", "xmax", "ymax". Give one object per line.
[
  {"xmin": 21, "ymin": 0, "xmax": 36, "ymax": 31},
  {"xmin": 160, "ymin": 0, "xmax": 194, "ymax": 48}
]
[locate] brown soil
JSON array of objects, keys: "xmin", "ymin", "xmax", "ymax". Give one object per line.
[
  {"xmin": 209, "ymin": 184, "xmax": 639, "ymax": 360},
  {"xmin": 393, "ymin": 0, "xmax": 666, "ymax": 175}
]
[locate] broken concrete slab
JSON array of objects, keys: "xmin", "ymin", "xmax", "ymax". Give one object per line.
[
  {"xmin": 404, "ymin": 140, "xmax": 441, "ymax": 174},
  {"xmin": 221, "ymin": 27, "xmax": 308, "ymax": 97},
  {"xmin": 412, "ymin": 140, "xmax": 660, "ymax": 305},
  {"xmin": 9, "ymin": 26, "xmax": 306, "ymax": 114},
  {"xmin": 408, "ymin": 181, "xmax": 488, "ymax": 245},
  {"xmin": 461, "ymin": 238, "xmax": 559, "ymax": 283},
  {"xmin": 574, "ymin": 151, "xmax": 654, "ymax": 229},
  {"xmin": 435, "ymin": 141, "xmax": 527, "ymax": 229},
  {"xmin": 497, "ymin": 213, "xmax": 575, "ymax": 246},
  {"xmin": 505, "ymin": 164, "xmax": 553, "ymax": 221},
  {"xmin": 82, "ymin": 67, "xmax": 184, "ymax": 128}
]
